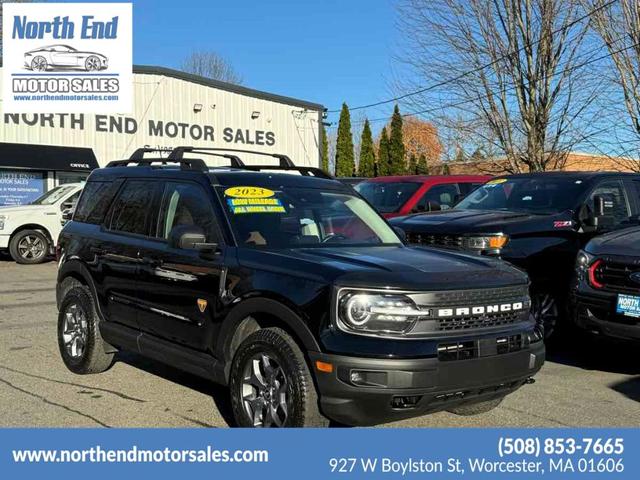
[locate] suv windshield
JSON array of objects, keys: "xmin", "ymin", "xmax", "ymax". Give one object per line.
[
  {"xmin": 355, "ymin": 182, "xmax": 421, "ymax": 213},
  {"xmin": 455, "ymin": 177, "xmax": 589, "ymax": 214},
  {"xmin": 31, "ymin": 186, "xmax": 75, "ymax": 205},
  {"xmin": 219, "ymin": 186, "xmax": 401, "ymax": 248}
]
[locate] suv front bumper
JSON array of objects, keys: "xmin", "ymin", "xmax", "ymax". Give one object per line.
[
  {"xmin": 573, "ymin": 290, "xmax": 640, "ymax": 341},
  {"xmin": 309, "ymin": 342, "xmax": 544, "ymax": 426}
]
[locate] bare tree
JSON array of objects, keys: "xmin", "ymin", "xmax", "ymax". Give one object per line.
[
  {"xmin": 397, "ymin": 0, "xmax": 599, "ymax": 172},
  {"xmin": 585, "ymin": 0, "xmax": 640, "ymax": 171},
  {"xmin": 181, "ymin": 50, "xmax": 243, "ymax": 85}
]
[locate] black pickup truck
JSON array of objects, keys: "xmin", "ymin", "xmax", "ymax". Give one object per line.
[{"xmin": 391, "ymin": 172, "xmax": 640, "ymax": 338}]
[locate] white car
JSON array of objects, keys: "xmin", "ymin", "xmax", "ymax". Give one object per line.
[{"xmin": 0, "ymin": 183, "xmax": 84, "ymax": 264}]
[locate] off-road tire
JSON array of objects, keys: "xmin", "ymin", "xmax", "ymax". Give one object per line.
[
  {"xmin": 9, "ymin": 229, "xmax": 50, "ymax": 264},
  {"xmin": 57, "ymin": 281, "xmax": 114, "ymax": 374},
  {"xmin": 448, "ymin": 397, "xmax": 503, "ymax": 416},
  {"xmin": 229, "ymin": 327, "xmax": 328, "ymax": 427}
]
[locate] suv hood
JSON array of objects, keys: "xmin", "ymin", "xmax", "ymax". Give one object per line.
[
  {"xmin": 238, "ymin": 245, "xmax": 528, "ymax": 291},
  {"xmin": 390, "ymin": 209, "xmax": 569, "ymax": 236},
  {"xmin": 586, "ymin": 226, "xmax": 640, "ymax": 257}
]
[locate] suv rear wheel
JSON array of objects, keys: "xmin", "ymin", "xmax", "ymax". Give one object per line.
[
  {"xmin": 9, "ymin": 229, "xmax": 49, "ymax": 264},
  {"xmin": 57, "ymin": 280, "xmax": 114, "ymax": 374},
  {"xmin": 229, "ymin": 327, "xmax": 328, "ymax": 428}
]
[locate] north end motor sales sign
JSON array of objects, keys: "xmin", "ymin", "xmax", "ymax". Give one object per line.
[{"xmin": 1, "ymin": 3, "xmax": 132, "ymax": 113}]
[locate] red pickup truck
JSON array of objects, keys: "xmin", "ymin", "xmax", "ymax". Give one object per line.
[{"xmin": 355, "ymin": 175, "xmax": 491, "ymax": 218}]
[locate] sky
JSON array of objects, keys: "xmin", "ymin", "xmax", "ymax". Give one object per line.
[{"xmin": 119, "ymin": 0, "xmax": 403, "ymax": 132}]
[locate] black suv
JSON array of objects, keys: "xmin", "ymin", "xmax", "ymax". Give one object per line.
[
  {"xmin": 573, "ymin": 227, "xmax": 640, "ymax": 342},
  {"xmin": 391, "ymin": 172, "xmax": 640, "ymax": 339},
  {"xmin": 56, "ymin": 147, "xmax": 544, "ymax": 427}
]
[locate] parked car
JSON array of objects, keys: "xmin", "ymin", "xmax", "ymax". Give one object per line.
[
  {"xmin": 391, "ymin": 172, "xmax": 640, "ymax": 339},
  {"xmin": 24, "ymin": 44, "xmax": 108, "ymax": 72},
  {"xmin": 55, "ymin": 147, "xmax": 543, "ymax": 428},
  {"xmin": 573, "ymin": 227, "xmax": 640, "ymax": 342},
  {"xmin": 0, "ymin": 183, "xmax": 83, "ymax": 264},
  {"xmin": 355, "ymin": 175, "xmax": 491, "ymax": 218}
]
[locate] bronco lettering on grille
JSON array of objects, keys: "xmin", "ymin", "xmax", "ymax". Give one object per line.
[{"xmin": 436, "ymin": 302, "xmax": 524, "ymax": 318}]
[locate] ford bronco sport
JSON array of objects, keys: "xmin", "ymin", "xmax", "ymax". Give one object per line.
[{"xmin": 56, "ymin": 147, "xmax": 544, "ymax": 427}]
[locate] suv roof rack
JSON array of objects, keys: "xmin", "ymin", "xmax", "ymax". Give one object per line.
[
  {"xmin": 241, "ymin": 165, "xmax": 333, "ymax": 179},
  {"xmin": 169, "ymin": 146, "xmax": 294, "ymax": 168},
  {"xmin": 106, "ymin": 148, "xmax": 209, "ymax": 172}
]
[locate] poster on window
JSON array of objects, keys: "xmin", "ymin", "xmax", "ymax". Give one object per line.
[{"xmin": 0, "ymin": 170, "xmax": 45, "ymax": 206}]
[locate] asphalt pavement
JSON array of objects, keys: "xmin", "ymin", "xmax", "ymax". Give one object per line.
[{"xmin": 0, "ymin": 257, "xmax": 638, "ymax": 428}]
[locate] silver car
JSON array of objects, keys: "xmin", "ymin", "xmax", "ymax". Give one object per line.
[{"xmin": 24, "ymin": 44, "xmax": 108, "ymax": 72}]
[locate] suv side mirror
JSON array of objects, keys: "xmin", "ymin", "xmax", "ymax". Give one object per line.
[
  {"xmin": 168, "ymin": 225, "xmax": 218, "ymax": 253},
  {"xmin": 593, "ymin": 194, "xmax": 605, "ymax": 218},
  {"xmin": 61, "ymin": 201, "xmax": 75, "ymax": 211}
]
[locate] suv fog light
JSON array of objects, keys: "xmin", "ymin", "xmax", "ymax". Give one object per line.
[{"xmin": 349, "ymin": 370, "xmax": 388, "ymax": 387}]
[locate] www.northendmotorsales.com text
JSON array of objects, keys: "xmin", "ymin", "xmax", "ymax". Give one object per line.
[{"xmin": 328, "ymin": 457, "xmax": 625, "ymax": 476}]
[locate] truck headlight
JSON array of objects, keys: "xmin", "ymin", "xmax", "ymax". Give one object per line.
[
  {"xmin": 462, "ymin": 234, "xmax": 509, "ymax": 254},
  {"xmin": 0, "ymin": 215, "xmax": 6, "ymax": 230},
  {"xmin": 337, "ymin": 290, "xmax": 428, "ymax": 335}
]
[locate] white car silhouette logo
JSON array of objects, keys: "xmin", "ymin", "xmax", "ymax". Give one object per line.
[{"xmin": 24, "ymin": 44, "xmax": 108, "ymax": 72}]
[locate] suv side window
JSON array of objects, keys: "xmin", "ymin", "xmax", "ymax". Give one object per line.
[
  {"xmin": 108, "ymin": 180, "xmax": 160, "ymax": 236},
  {"xmin": 74, "ymin": 181, "xmax": 120, "ymax": 225},
  {"xmin": 588, "ymin": 180, "xmax": 632, "ymax": 228},
  {"xmin": 417, "ymin": 184, "xmax": 460, "ymax": 211},
  {"xmin": 156, "ymin": 182, "xmax": 219, "ymax": 242}
]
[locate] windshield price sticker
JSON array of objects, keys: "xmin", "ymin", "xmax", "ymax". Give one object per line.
[
  {"xmin": 224, "ymin": 186, "xmax": 275, "ymax": 199},
  {"xmin": 226, "ymin": 196, "xmax": 285, "ymax": 214},
  {"xmin": 328, "ymin": 436, "xmax": 626, "ymax": 476}
]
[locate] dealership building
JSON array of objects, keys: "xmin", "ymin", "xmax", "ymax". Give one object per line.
[{"xmin": 0, "ymin": 65, "xmax": 324, "ymax": 205}]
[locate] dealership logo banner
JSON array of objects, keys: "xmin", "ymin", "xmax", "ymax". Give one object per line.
[{"xmin": 1, "ymin": 2, "xmax": 132, "ymax": 113}]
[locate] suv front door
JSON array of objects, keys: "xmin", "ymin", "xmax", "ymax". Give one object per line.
[{"xmin": 135, "ymin": 180, "xmax": 225, "ymax": 351}]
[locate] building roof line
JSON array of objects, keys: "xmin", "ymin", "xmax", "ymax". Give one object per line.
[{"xmin": 133, "ymin": 65, "xmax": 325, "ymax": 112}]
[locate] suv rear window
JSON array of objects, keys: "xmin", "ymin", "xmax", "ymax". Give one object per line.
[{"xmin": 74, "ymin": 181, "xmax": 119, "ymax": 225}]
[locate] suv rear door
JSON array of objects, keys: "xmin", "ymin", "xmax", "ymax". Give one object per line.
[{"xmin": 134, "ymin": 180, "xmax": 225, "ymax": 351}]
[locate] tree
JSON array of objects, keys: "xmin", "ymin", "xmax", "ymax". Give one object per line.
[
  {"xmin": 398, "ymin": 0, "xmax": 596, "ymax": 172},
  {"xmin": 454, "ymin": 148, "xmax": 466, "ymax": 162},
  {"xmin": 408, "ymin": 154, "xmax": 418, "ymax": 174},
  {"xmin": 335, "ymin": 103, "xmax": 355, "ymax": 177},
  {"xmin": 377, "ymin": 127, "xmax": 391, "ymax": 176},
  {"xmin": 442, "ymin": 163, "xmax": 451, "ymax": 175},
  {"xmin": 358, "ymin": 120, "xmax": 376, "ymax": 177},
  {"xmin": 470, "ymin": 148, "xmax": 485, "ymax": 162},
  {"xmin": 388, "ymin": 105, "xmax": 406, "ymax": 175},
  {"xmin": 416, "ymin": 154, "xmax": 429, "ymax": 174},
  {"xmin": 403, "ymin": 117, "xmax": 443, "ymax": 163},
  {"xmin": 586, "ymin": 0, "xmax": 640, "ymax": 172},
  {"xmin": 181, "ymin": 50, "xmax": 243, "ymax": 84},
  {"xmin": 320, "ymin": 122, "xmax": 330, "ymax": 173}
]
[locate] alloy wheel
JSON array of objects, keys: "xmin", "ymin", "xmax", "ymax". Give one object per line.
[
  {"xmin": 531, "ymin": 292, "xmax": 559, "ymax": 339},
  {"xmin": 241, "ymin": 353, "xmax": 289, "ymax": 427},
  {"xmin": 32, "ymin": 57, "xmax": 47, "ymax": 71},
  {"xmin": 17, "ymin": 235, "xmax": 46, "ymax": 261},
  {"xmin": 61, "ymin": 304, "xmax": 89, "ymax": 359},
  {"xmin": 86, "ymin": 57, "xmax": 100, "ymax": 71}
]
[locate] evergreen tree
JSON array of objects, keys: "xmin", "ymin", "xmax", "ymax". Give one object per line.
[
  {"xmin": 408, "ymin": 154, "xmax": 417, "ymax": 175},
  {"xmin": 320, "ymin": 121, "xmax": 330, "ymax": 173},
  {"xmin": 442, "ymin": 163, "xmax": 451, "ymax": 175},
  {"xmin": 358, "ymin": 120, "xmax": 376, "ymax": 177},
  {"xmin": 335, "ymin": 103, "xmax": 355, "ymax": 177},
  {"xmin": 416, "ymin": 154, "xmax": 429, "ymax": 174},
  {"xmin": 388, "ymin": 105, "xmax": 406, "ymax": 175},
  {"xmin": 377, "ymin": 127, "xmax": 391, "ymax": 176}
]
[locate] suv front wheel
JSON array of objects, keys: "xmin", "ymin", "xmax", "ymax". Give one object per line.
[
  {"xmin": 57, "ymin": 280, "xmax": 114, "ymax": 374},
  {"xmin": 229, "ymin": 327, "xmax": 328, "ymax": 428}
]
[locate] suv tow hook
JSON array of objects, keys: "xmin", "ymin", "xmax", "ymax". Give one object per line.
[{"xmin": 524, "ymin": 377, "xmax": 536, "ymax": 385}]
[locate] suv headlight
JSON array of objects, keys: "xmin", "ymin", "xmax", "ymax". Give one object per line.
[
  {"xmin": 462, "ymin": 234, "xmax": 509, "ymax": 254},
  {"xmin": 336, "ymin": 289, "xmax": 428, "ymax": 335},
  {"xmin": 575, "ymin": 250, "xmax": 598, "ymax": 285},
  {"xmin": 0, "ymin": 215, "xmax": 6, "ymax": 230}
]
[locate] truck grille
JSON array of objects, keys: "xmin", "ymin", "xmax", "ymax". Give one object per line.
[
  {"xmin": 407, "ymin": 232, "xmax": 463, "ymax": 248},
  {"xmin": 409, "ymin": 285, "xmax": 530, "ymax": 334},
  {"xmin": 593, "ymin": 261, "xmax": 640, "ymax": 295}
]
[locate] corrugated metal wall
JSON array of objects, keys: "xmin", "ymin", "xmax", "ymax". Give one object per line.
[{"xmin": 0, "ymin": 71, "xmax": 322, "ymax": 168}]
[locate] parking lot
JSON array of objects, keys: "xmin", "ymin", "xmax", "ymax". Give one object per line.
[{"xmin": 0, "ymin": 258, "xmax": 638, "ymax": 428}]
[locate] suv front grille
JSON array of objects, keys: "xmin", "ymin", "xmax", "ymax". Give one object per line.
[
  {"xmin": 407, "ymin": 232, "xmax": 463, "ymax": 248},
  {"xmin": 408, "ymin": 285, "xmax": 530, "ymax": 334},
  {"xmin": 593, "ymin": 261, "xmax": 640, "ymax": 295}
]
